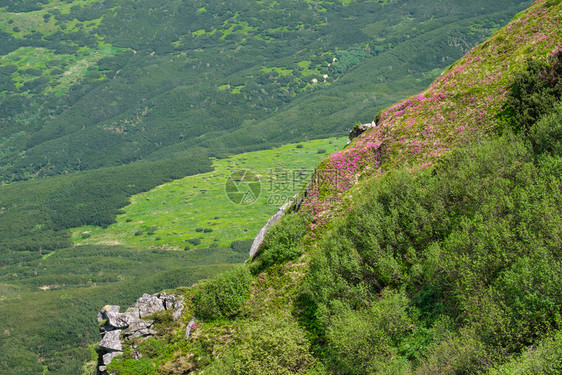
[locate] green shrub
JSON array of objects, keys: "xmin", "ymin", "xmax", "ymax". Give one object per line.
[
  {"xmin": 528, "ymin": 100, "xmax": 562, "ymax": 156},
  {"xmin": 188, "ymin": 238, "xmax": 201, "ymax": 246},
  {"xmin": 417, "ymin": 327, "xmax": 494, "ymax": 374},
  {"xmin": 501, "ymin": 52, "xmax": 562, "ymax": 134},
  {"xmin": 488, "ymin": 329, "xmax": 562, "ymax": 375},
  {"xmin": 193, "ymin": 266, "xmax": 253, "ymax": 320},
  {"xmin": 326, "ymin": 289, "xmax": 415, "ymax": 374},
  {"xmin": 493, "ymin": 249, "xmax": 562, "ymax": 347},
  {"xmin": 252, "ymin": 213, "xmax": 310, "ymax": 272},
  {"xmin": 230, "ymin": 239, "xmax": 253, "ymax": 254}
]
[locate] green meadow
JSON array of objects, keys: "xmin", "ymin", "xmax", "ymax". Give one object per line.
[{"xmin": 72, "ymin": 137, "xmax": 347, "ymax": 250}]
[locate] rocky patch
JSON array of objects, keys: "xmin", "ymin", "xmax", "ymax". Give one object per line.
[{"xmin": 97, "ymin": 292, "xmax": 184, "ymax": 374}]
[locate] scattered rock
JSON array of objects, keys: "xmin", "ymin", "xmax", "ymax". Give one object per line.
[
  {"xmin": 160, "ymin": 292, "xmax": 176, "ymax": 310},
  {"xmin": 99, "ymin": 330, "xmax": 122, "ymax": 351},
  {"xmin": 102, "ymin": 351, "xmax": 123, "ymax": 366},
  {"xmin": 349, "ymin": 121, "xmax": 376, "ymax": 142},
  {"xmin": 185, "ymin": 317, "xmax": 196, "ymax": 340},
  {"xmin": 124, "ymin": 319, "xmax": 156, "ymax": 338},
  {"xmin": 134, "ymin": 293, "xmax": 165, "ymax": 318},
  {"xmin": 99, "ymin": 305, "xmax": 130, "ymax": 328},
  {"xmin": 172, "ymin": 299, "xmax": 184, "ymax": 321},
  {"xmin": 97, "ymin": 292, "xmax": 185, "ymax": 373},
  {"xmin": 249, "ymin": 201, "xmax": 291, "ymax": 258}
]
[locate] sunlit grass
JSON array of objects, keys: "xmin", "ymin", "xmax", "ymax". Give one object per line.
[{"xmin": 72, "ymin": 137, "xmax": 347, "ymax": 250}]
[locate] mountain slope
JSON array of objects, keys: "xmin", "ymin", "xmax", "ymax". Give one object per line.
[
  {"xmin": 0, "ymin": 0, "xmax": 532, "ymax": 182},
  {"xmin": 103, "ymin": 1, "xmax": 562, "ymax": 373}
]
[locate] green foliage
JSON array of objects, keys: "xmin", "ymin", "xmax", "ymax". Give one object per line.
[
  {"xmin": 252, "ymin": 213, "xmax": 311, "ymax": 272},
  {"xmin": 495, "ymin": 249, "xmax": 562, "ymax": 346},
  {"xmin": 188, "ymin": 238, "xmax": 201, "ymax": 246},
  {"xmin": 528, "ymin": 100, "xmax": 562, "ymax": 157},
  {"xmin": 304, "ymin": 129, "xmax": 562, "ymax": 372},
  {"xmin": 501, "ymin": 51, "xmax": 562, "ymax": 133},
  {"xmin": 107, "ymin": 337, "xmax": 176, "ymax": 375},
  {"xmin": 205, "ymin": 315, "xmax": 316, "ymax": 375},
  {"xmin": 333, "ymin": 49, "xmax": 372, "ymax": 73},
  {"xmin": 417, "ymin": 326, "xmax": 495, "ymax": 374},
  {"xmin": 230, "ymin": 239, "xmax": 254, "ymax": 254},
  {"xmin": 193, "ymin": 267, "xmax": 253, "ymax": 320},
  {"xmin": 326, "ymin": 289, "xmax": 415, "ymax": 374},
  {"xmin": 488, "ymin": 329, "xmax": 562, "ymax": 374}
]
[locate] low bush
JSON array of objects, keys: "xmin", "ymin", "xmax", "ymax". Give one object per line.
[
  {"xmin": 488, "ymin": 329, "xmax": 562, "ymax": 375},
  {"xmin": 326, "ymin": 289, "xmax": 415, "ymax": 374},
  {"xmin": 501, "ymin": 51, "xmax": 562, "ymax": 134},
  {"xmin": 188, "ymin": 238, "xmax": 201, "ymax": 246},
  {"xmin": 528, "ymin": 100, "xmax": 562, "ymax": 156},
  {"xmin": 193, "ymin": 267, "xmax": 253, "ymax": 320},
  {"xmin": 252, "ymin": 213, "xmax": 310, "ymax": 272},
  {"xmin": 230, "ymin": 239, "xmax": 253, "ymax": 254}
]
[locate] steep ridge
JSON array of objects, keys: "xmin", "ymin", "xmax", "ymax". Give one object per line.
[
  {"xmin": 302, "ymin": 0, "xmax": 561, "ymax": 227},
  {"xmin": 99, "ymin": 1, "xmax": 562, "ymax": 374}
]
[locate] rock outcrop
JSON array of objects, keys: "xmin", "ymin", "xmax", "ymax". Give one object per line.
[
  {"xmin": 249, "ymin": 200, "xmax": 291, "ymax": 259},
  {"xmin": 185, "ymin": 317, "xmax": 197, "ymax": 340},
  {"xmin": 348, "ymin": 121, "xmax": 376, "ymax": 142},
  {"xmin": 97, "ymin": 292, "xmax": 184, "ymax": 374}
]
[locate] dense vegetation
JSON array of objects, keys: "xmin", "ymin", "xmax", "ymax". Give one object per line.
[
  {"xmin": 251, "ymin": 212, "xmax": 311, "ymax": 273},
  {"xmin": 112, "ymin": 76, "xmax": 562, "ymax": 375},
  {"xmin": 0, "ymin": 0, "xmax": 543, "ymax": 373},
  {"xmin": 193, "ymin": 267, "xmax": 253, "ymax": 320},
  {"xmin": 501, "ymin": 51, "xmax": 562, "ymax": 133},
  {"xmin": 305, "ymin": 120, "xmax": 561, "ymax": 373},
  {"xmin": 104, "ymin": 2, "xmax": 562, "ymax": 373}
]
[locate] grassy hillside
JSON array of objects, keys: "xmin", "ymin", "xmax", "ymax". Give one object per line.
[
  {"xmin": 105, "ymin": 1, "xmax": 562, "ymax": 374},
  {"xmin": 72, "ymin": 138, "xmax": 346, "ymax": 250},
  {"xmin": 0, "ymin": 0, "xmax": 532, "ymax": 332}
]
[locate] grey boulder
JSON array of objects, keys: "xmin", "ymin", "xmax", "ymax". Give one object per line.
[
  {"xmin": 134, "ymin": 293, "xmax": 165, "ymax": 318},
  {"xmin": 99, "ymin": 330, "xmax": 122, "ymax": 351}
]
